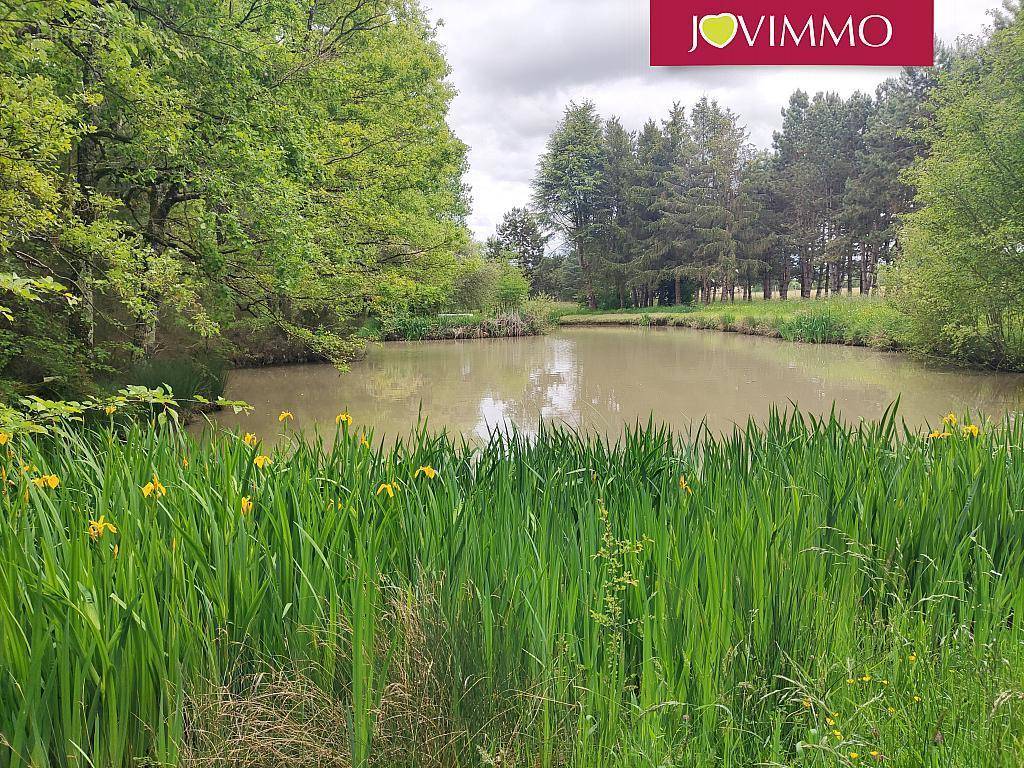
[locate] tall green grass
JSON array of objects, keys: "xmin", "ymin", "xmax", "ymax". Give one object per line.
[
  {"xmin": 561, "ymin": 297, "xmax": 909, "ymax": 349},
  {"xmin": 2, "ymin": 409, "xmax": 1023, "ymax": 766}
]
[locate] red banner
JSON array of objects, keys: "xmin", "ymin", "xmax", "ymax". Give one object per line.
[{"xmin": 651, "ymin": 1, "xmax": 935, "ymax": 66}]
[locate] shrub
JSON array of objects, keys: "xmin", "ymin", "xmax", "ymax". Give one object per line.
[{"xmin": 127, "ymin": 355, "xmax": 228, "ymax": 402}]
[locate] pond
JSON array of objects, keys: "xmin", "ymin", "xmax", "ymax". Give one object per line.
[{"xmin": 201, "ymin": 327, "xmax": 1024, "ymax": 442}]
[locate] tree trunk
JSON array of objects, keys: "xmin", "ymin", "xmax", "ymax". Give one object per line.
[
  {"xmin": 801, "ymin": 248, "xmax": 812, "ymax": 299},
  {"xmin": 75, "ymin": 47, "xmax": 100, "ymax": 348}
]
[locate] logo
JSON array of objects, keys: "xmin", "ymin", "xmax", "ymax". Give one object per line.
[
  {"xmin": 699, "ymin": 13, "xmax": 738, "ymax": 48},
  {"xmin": 651, "ymin": 1, "xmax": 935, "ymax": 66}
]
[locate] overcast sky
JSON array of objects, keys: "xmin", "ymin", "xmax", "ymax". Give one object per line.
[{"xmin": 421, "ymin": 0, "xmax": 1003, "ymax": 239}]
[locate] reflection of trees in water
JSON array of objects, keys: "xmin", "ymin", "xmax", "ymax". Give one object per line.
[
  {"xmin": 471, "ymin": 337, "xmax": 583, "ymax": 438},
  {"xmin": 212, "ymin": 329, "xmax": 1024, "ymax": 444},
  {"xmin": 356, "ymin": 364, "xmax": 427, "ymax": 402}
]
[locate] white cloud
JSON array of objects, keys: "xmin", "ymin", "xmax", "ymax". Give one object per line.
[{"xmin": 424, "ymin": 0, "xmax": 1001, "ymax": 238}]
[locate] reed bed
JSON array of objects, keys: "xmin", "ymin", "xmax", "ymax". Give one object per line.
[{"xmin": 2, "ymin": 408, "xmax": 1023, "ymax": 767}]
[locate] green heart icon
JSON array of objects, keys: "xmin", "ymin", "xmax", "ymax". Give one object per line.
[{"xmin": 700, "ymin": 13, "xmax": 739, "ymax": 49}]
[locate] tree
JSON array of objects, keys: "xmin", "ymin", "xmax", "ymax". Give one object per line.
[
  {"xmin": 891, "ymin": 15, "xmax": 1024, "ymax": 368},
  {"xmin": 532, "ymin": 101, "xmax": 605, "ymax": 308},
  {"xmin": 1, "ymin": 0, "xmax": 469, "ymax": 396},
  {"xmin": 596, "ymin": 117, "xmax": 640, "ymax": 308},
  {"xmin": 491, "ymin": 208, "xmax": 548, "ymax": 282}
]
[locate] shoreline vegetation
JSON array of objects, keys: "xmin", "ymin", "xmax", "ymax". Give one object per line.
[
  {"xmin": 558, "ymin": 296, "xmax": 908, "ymax": 350},
  {"xmin": 4, "ymin": 409, "xmax": 1023, "ymax": 766}
]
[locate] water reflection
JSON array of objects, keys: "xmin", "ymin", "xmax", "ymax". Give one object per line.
[{"xmin": 202, "ymin": 327, "xmax": 1024, "ymax": 443}]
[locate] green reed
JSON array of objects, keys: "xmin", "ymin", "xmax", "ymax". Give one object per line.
[{"xmin": 1, "ymin": 407, "xmax": 1022, "ymax": 767}]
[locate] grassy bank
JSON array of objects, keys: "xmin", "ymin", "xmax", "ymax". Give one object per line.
[
  {"xmin": 561, "ymin": 297, "xmax": 909, "ymax": 349},
  {"xmin": 3, "ymin": 411, "xmax": 1023, "ymax": 766},
  {"xmin": 369, "ymin": 308, "xmax": 558, "ymax": 343}
]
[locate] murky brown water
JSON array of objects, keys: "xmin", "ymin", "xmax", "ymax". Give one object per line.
[{"xmin": 199, "ymin": 327, "xmax": 1024, "ymax": 442}]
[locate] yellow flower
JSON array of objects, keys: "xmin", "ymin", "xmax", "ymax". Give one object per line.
[
  {"xmin": 376, "ymin": 482, "xmax": 397, "ymax": 498},
  {"xmin": 141, "ymin": 473, "xmax": 167, "ymax": 498},
  {"xmin": 336, "ymin": 412, "xmax": 352, "ymax": 426},
  {"xmin": 887, "ymin": 707, "xmax": 895, "ymax": 714},
  {"xmin": 253, "ymin": 455, "xmax": 272, "ymax": 469},
  {"xmin": 832, "ymin": 729, "xmax": 843, "ymax": 739},
  {"xmin": 278, "ymin": 411, "xmax": 294, "ymax": 423},
  {"xmin": 861, "ymin": 675, "xmax": 872, "ymax": 683},
  {"xmin": 908, "ymin": 653, "xmax": 917, "ymax": 663},
  {"xmin": 927, "ymin": 430, "xmax": 951, "ymax": 440},
  {"xmin": 360, "ymin": 433, "xmax": 370, "ymax": 448},
  {"xmin": 32, "ymin": 474, "xmax": 60, "ymax": 489},
  {"xmin": 104, "ymin": 404, "xmax": 118, "ymax": 416},
  {"xmin": 849, "ymin": 753, "xmax": 860, "ymax": 761},
  {"xmin": 962, "ymin": 424, "xmax": 980, "ymax": 438},
  {"xmin": 88, "ymin": 515, "xmax": 118, "ymax": 541},
  {"xmin": 0, "ymin": 432, "xmax": 9, "ymax": 446},
  {"xmin": 913, "ymin": 695, "xmax": 922, "ymax": 703},
  {"xmin": 415, "ymin": 465, "xmax": 437, "ymax": 480},
  {"xmin": 943, "ymin": 412, "xmax": 958, "ymax": 427},
  {"xmin": 679, "ymin": 476, "xmax": 693, "ymax": 494},
  {"xmin": 182, "ymin": 456, "xmax": 189, "ymax": 468},
  {"xmin": 870, "ymin": 752, "xmax": 881, "ymax": 759},
  {"xmin": 826, "ymin": 717, "xmax": 835, "ymax": 726},
  {"xmin": 240, "ymin": 496, "xmax": 254, "ymax": 515},
  {"xmin": 243, "ymin": 432, "xmax": 259, "ymax": 447},
  {"xmin": 880, "ymin": 679, "xmax": 889, "ymax": 686},
  {"xmin": 846, "ymin": 678, "xmax": 856, "ymax": 685},
  {"xmin": 802, "ymin": 699, "xmax": 811, "ymax": 709}
]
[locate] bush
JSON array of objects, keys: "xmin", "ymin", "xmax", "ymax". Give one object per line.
[
  {"xmin": 127, "ymin": 355, "xmax": 228, "ymax": 402},
  {"xmin": 491, "ymin": 263, "xmax": 530, "ymax": 311}
]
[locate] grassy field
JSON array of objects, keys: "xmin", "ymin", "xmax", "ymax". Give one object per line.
[
  {"xmin": 3, "ymin": 410, "xmax": 1023, "ymax": 766},
  {"xmin": 560, "ymin": 296, "xmax": 909, "ymax": 349}
]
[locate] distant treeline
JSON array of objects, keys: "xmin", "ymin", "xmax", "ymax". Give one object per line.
[
  {"xmin": 489, "ymin": 3, "xmax": 1024, "ymax": 368},
  {"xmin": 511, "ymin": 70, "xmax": 936, "ymax": 309},
  {"xmin": 483, "ymin": 6, "xmax": 1009, "ymax": 313}
]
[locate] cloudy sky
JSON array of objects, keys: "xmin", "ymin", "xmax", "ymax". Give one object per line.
[{"xmin": 421, "ymin": 0, "xmax": 1003, "ymax": 239}]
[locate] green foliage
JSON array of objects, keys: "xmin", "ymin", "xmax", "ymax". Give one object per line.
[
  {"xmin": 491, "ymin": 262, "xmax": 530, "ymax": 311},
  {"xmin": 489, "ymin": 207, "xmax": 549, "ymax": 282},
  {"xmin": 891, "ymin": 16, "xmax": 1024, "ymax": 369},
  {"xmin": 0, "ymin": 0, "xmax": 468, "ymax": 396},
  {"xmin": 532, "ymin": 101, "xmax": 607, "ymax": 308},
  {"xmin": 561, "ymin": 296, "xmax": 909, "ymax": 348},
  {"xmin": 127, "ymin": 355, "xmax": 228, "ymax": 403},
  {"xmin": 2, "ymin": 411, "xmax": 1023, "ymax": 765}
]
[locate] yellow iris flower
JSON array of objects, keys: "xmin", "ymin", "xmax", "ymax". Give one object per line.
[
  {"xmin": 141, "ymin": 474, "xmax": 167, "ymax": 498},
  {"xmin": 32, "ymin": 474, "xmax": 60, "ymax": 489},
  {"xmin": 88, "ymin": 515, "xmax": 118, "ymax": 540},
  {"xmin": 376, "ymin": 482, "xmax": 398, "ymax": 498}
]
